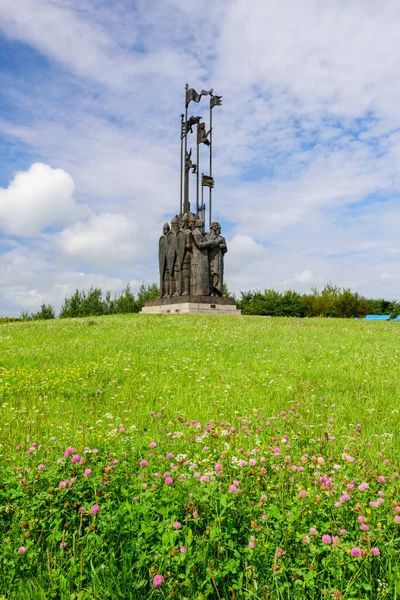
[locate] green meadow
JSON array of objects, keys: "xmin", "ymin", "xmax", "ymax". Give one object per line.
[{"xmin": 0, "ymin": 315, "xmax": 399, "ymax": 599}]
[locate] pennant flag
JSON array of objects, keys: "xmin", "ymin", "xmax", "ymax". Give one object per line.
[
  {"xmin": 182, "ymin": 115, "xmax": 201, "ymax": 137},
  {"xmin": 210, "ymin": 95, "xmax": 223, "ymax": 109},
  {"xmin": 186, "ymin": 88, "xmax": 210, "ymax": 106},
  {"xmin": 202, "ymin": 175, "xmax": 215, "ymax": 188},
  {"xmin": 197, "ymin": 123, "xmax": 210, "ymax": 146}
]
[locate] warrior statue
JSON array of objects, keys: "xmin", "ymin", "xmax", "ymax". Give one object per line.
[
  {"xmin": 207, "ymin": 221, "xmax": 227, "ymax": 296},
  {"xmin": 172, "ymin": 215, "xmax": 184, "ymax": 296},
  {"xmin": 154, "ymin": 84, "xmax": 228, "ymax": 305},
  {"xmin": 159, "ymin": 223, "xmax": 170, "ymax": 297},
  {"xmin": 191, "ymin": 218, "xmax": 218, "ymax": 296},
  {"xmin": 188, "ymin": 212, "xmax": 197, "ymax": 232},
  {"xmin": 166, "ymin": 216, "xmax": 179, "ymax": 296},
  {"xmin": 179, "ymin": 213, "xmax": 192, "ymax": 295}
]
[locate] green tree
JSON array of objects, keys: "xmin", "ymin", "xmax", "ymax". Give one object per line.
[
  {"xmin": 335, "ymin": 289, "xmax": 361, "ymax": 318},
  {"xmin": 113, "ymin": 285, "xmax": 138, "ymax": 314},
  {"xmin": 136, "ymin": 283, "xmax": 159, "ymax": 312},
  {"xmin": 81, "ymin": 287, "xmax": 105, "ymax": 316},
  {"xmin": 59, "ymin": 290, "xmax": 84, "ymax": 318},
  {"xmin": 238, "ymin": 289, "xmax": 281, "ymax": 316},
  {"xmin": 20, "ymin": 310, "xmax": 33, "ymax": 321},
  {"xmin": 222, "ymin": 283, "xmax": 236, "ymax": 301},
  {"xmin": 280, "ymin": 290, "xmax": 309, "ymax": 317},
  {"xmin": 32, "ymin": 304, "xmax": 55, "ymax": 320}
]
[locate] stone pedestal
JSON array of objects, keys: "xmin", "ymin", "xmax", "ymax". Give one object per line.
[{"xmin": 140, "ymin": 296, "xmax": 241, "ymax": 316}]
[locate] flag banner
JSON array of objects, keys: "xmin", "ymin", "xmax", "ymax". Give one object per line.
[
  {"xmin": 202, "ymin": 175, "xmax": 215, "ymax": 188},
  {"xmin": 186, "ymin": 88, "xmax": 210, "ymax": 106},
  {"xmin": 182, "ymin": 115, "xmax": 201, "ymax": 137},
  {"xmin": 210, "ymin": 95, "xmax": 223, "ymax": 109},
  {"xmin": 197, "ymin": 122, "xmax": 210, "ymax": 146}
]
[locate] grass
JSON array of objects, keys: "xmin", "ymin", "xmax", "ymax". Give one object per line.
[{"xmin": 0, "ymin": 315, "xmax": 399, "ymax": 599}]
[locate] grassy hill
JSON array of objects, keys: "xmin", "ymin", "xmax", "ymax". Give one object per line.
[{"xmin": 0, "ymin": 315, "xmax": 399, "ymax": 598}]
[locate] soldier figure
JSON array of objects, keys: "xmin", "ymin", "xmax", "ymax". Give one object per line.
[
  {"xmin": 191, "ymin": 218, "xmax": 219, "ymax": 296},
  {"xmin": 172, "ymin": 215, "xmax": 184, "ymax": 296},
  {"xmin": 159, "ymin": 222, "xmax": 170, "ymax": 297},
  {"xmin": 179, "ymin": 214, "xmax": 192, "ymax": 296},
  {"xmin": 166, "ymin": 216, "xmax": 179, "ymax": 296},
  {"xmin": 171, "ymin": 215, "xmax": 180, "ymax": 232},
  {"xmin": 207, "ymin": 221, "xmax": 227, "ymax": 296},
  {"xmin": 188, "ymin": 212, "xmax": 197, "ymax": 232}
]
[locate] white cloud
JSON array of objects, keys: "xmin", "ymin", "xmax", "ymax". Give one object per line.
[
  {"xmin": 219, "ymin": 141, "xmax": 398, "ymax": 237},
  {"xmin": 226, "ymin": 234, "xmax": 267, "ymax": 273},
  {"xmin": 0, "ymin": 119, "xmax": 180, "ymax": 219},
  {"xmin": 0, "ymin": 163, "xmax": 89, "ymax": 237},
  {"xmin": 0, "ymin": 0, "xmax": 126, "ymax": 86},
  {"xmin": 294, "ymin": 270, "xmax": 313, "ymax": 283},
  {"xmin": 0, "ymin": 0, "xmax": 204, "ymax": 87},
  {"xmin": 0, "ymin": 247, "xmax": 140, "ymax": 314},
  {"xmin": 216, "ymin": 0, "xmax": 400, "ymax": 123},
  {"xmin": 58, "ymin": 213, "xmax": 140, "ymax": 267}
]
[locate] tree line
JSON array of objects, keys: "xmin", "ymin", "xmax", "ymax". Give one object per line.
[
  {"xmin": 1, "ymin": 282, "xmax": 399, "ymax": 322},
  {"xmin": 238, "ymin": 284, "xmax": 400, "ymax": 318},
  {"xmin": 15, "ymin": 284, "xmax": 159, "ymax": 321}
]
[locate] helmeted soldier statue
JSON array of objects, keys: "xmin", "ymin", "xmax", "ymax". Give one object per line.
[
  {"xmin": 159, "ymin": 223, "xmax": 170, "ymax": 297},
  {"xmin": 179, "ymin": 214, "xmax": 192, "ymax": 296},
  {"xmin": 191, "ymin": 218, "xmax": 218, "ymax": 296},
  {"xmin": 206, "ymin": 221, "xmax": 227, "ymax": 296}
]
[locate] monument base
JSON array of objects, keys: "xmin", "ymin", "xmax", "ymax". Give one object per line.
[{"xmin": 140, "ymin": 296, "xmax": 241, "ymax": 316}]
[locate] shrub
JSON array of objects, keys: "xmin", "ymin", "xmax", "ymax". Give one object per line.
[
  {"xmin": 32, "ymin": 304, "xmax": 56, "ymax": 320},
  {"xmin": 59, "ymin": 284, "xmax": 160, "ymax": 319}
]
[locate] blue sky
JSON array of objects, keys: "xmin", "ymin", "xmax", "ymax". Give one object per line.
[{"xmin": 1, "ymin": 0, "xmax": 400, "ymax": 315}]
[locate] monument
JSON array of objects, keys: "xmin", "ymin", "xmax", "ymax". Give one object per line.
[{"xmin": 141, "ymin": 84, "xmax": 241, "ymax": 316}]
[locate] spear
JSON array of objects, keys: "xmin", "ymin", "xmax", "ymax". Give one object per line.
[
  {"xmin": 208, "ymin": 93, "xmax": 222, "ymax": 228},
  {"xmin": 180, "ymin": 114, "xmax": 184, "ymax": 216}
]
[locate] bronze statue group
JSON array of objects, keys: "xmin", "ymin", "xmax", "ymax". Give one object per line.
[{"xmin": 159, "ymin": 214, "xmax": 227, "ymax": 298}]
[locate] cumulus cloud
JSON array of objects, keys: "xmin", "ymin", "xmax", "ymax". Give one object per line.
[
  {"xmin": 226, "ymin": 234, "xmax": 267, "ymax": 273},
  {"xmin": 58, "ymin": 213, "xmax": 140, "ymax": 267},
  {"xmin": 0, "ymin": 163, "xmax": 89, "ymax": 237},
  {"xmin": 0, "ymin": 247, "xmax": 140, "ymax": 313}
]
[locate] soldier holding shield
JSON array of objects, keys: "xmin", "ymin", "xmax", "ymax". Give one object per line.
[
  {"xmin": 179, "ymin": 214, "xmax": 192, "ymax": 295},
  {"xmin": 166, "ymin": 218, "xmax": 179, "ymax": 297},
  {"xmin": 159, "ymin": 223, "xmax": 170, "ymax": 297}
]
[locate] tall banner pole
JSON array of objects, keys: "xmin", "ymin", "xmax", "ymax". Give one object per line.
[
  {"xmin": 180, "ymin": 114, "xmax": 184, "ymax": 216},
  {"xmin": 184, "ymin": 83, "xmax": 189, "ymax": 214},
  {"xmin": 196, "ymin": 123, "xmax": 200, "ymax": 214},
  {"xmin": 201, "ymin": 174, "xmax": 204, "ymax": 220},
  {"xmin": 209, "ymin": 98, "xmax": 213, "ymax": 230}
]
